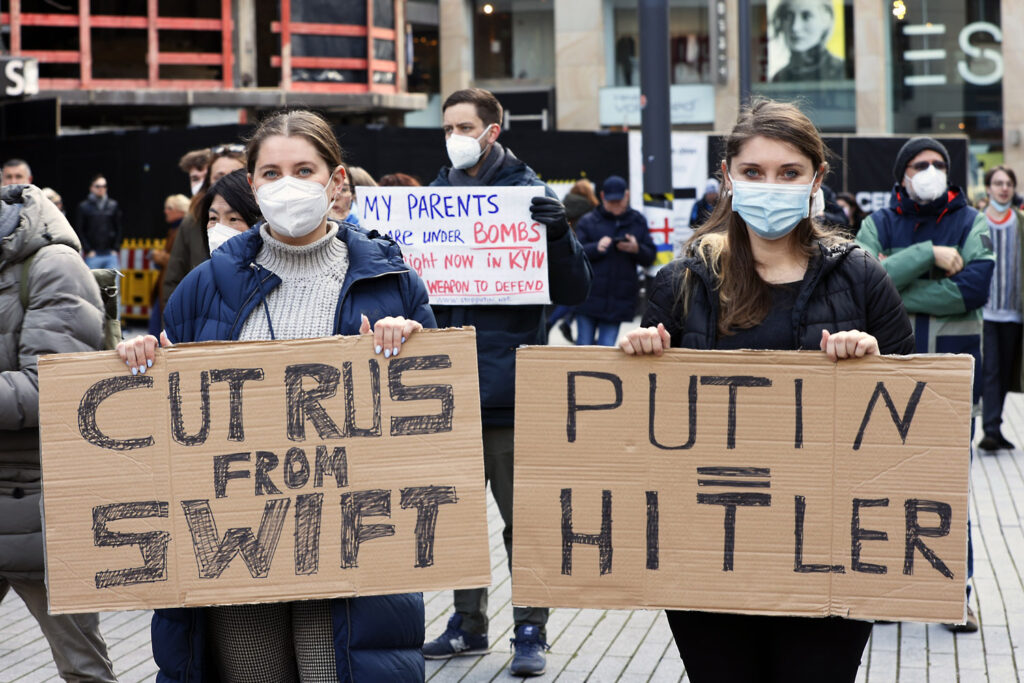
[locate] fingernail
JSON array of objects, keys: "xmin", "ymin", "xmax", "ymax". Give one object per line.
[
  {"xmin": 139, "ymin": 365, "xmax": 146, "ymax": 374},
  {"xmin": 401, "ymin": 336, "xmax": 406, "ymax": 343},
  {"xmin": 384, "ymin": 348, "xmax": 391, "ymax": 359},
  {"xmin": 147, "ymin": 359, "xmax": 153, "ymax": 368},
  {"xmin": 131, "ymin": 366, "xmax": 138, "ymax": 376},
  {"xmin": 375, "ymin": 345, "xmax": 382, "ymax": 354},
  {"xmin": 393, "ymin": 346, "xmax": 400, "ymax": 356}
]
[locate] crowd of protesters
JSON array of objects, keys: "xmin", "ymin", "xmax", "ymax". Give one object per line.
[{"xmin": 1, "ymin": 88, "xmax": 1020, "ymax": 681}]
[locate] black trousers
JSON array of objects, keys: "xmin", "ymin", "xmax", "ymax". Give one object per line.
[
  {"xmin": 665, "ymin": 610, "xmax": 872, "ymax": 683},
  {"xmin": 982, "ymin": 320, "xmax": 1023, "ymax": 438}
]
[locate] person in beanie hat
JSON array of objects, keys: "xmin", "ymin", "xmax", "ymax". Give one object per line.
[
  {"xmin": 891, "ymin": 137, "xmax": 951, "ymax": 185},
  {"xmin": 856, "ymin": 136, "xmax": 993, "ymax": 633},
  {"xmin": 690, "ymin": 177, "xmax": 720, "ymax": 228}
]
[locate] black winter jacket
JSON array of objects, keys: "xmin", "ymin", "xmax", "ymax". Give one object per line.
[
  {"xmin": 642, "ymin": 241, "xmax": 915, "ymax": 355},
  {"xmin": 431, "ymin": 149, "xmax": 592, "ymax": 426},
  {"xmin": 74, "ymin": 193, "xmax": 122, "ymax": 253},
  {"xmin": 575, "ymin": 205, "xmax": 656, "ymax": 322}
]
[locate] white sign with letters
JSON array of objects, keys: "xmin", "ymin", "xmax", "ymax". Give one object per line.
[{"xmin": 358, "ymin": 186, "xmax": 549, "ymax": 306}]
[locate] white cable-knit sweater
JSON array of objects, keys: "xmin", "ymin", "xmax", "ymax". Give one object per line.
[{"xmin": 239, "ymin": 224, "xmax": 349, "ymax": 341}]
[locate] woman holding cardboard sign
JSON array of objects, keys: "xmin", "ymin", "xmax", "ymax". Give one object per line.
[
  {"xmin": 619, "ymin": 99, "xmax": 914, "ymax": 682},
  {"xmin": 117, "ymin": 110, "xmax": 433, "ymax": 682}
]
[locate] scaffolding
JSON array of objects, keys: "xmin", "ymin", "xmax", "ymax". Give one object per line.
[{"xmin": 0, "ymin": 0, "xmax": 401, "ymax": 96}]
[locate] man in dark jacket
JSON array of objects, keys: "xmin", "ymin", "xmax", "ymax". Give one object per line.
[
  {"xmin": 574, "ymin": 175, "xmax": 656, "ymax": 345},
  {"xmin": 0, "ymin": 184, "xmax": 116, "ymax": 681},
  {"xmin": 689, "ymin": 177, "xmax": 719, "ymax": 229},
  {"xmin": 856, "ymin": 136, "xmax": 994, "ymax": 634},
  {"xmin": 422, "ymin": 88, "xmax": 592, "ymax": 676},
  {"xmin": 74, "ymin": 173, "xmax": 122, "ymax": 270}
]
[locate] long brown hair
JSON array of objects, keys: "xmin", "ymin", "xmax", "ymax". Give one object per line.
[{"xmin": 684, "ymin": 98, "xmax": 845, "ymax": 335}]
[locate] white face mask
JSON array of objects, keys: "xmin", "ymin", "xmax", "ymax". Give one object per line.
[
  {"xmin": 190, "ymin": 180, "xmax": 204, "ymax": 197},
  {"xmin": 811, "ymin": 188, "xmax": 825, "ymax": 217},
  {"xmin": 446, "ymin": 125, "xmax": 493, "ymax": 170},
  {"xmin": 208, "ymin": 222, "xmax": 243, "ymax": 253},
  {"xmin": 255, "ymin": 175, "xmax": 333, "ymax": 239},
  {"xmin": 905, "ymin": 166, "xmax": 947, "ymax": 204}
]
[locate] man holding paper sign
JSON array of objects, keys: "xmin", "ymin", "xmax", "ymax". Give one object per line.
[{"xmin": 422, "ymin": 88, "xmax": 592, "ymax": 675}]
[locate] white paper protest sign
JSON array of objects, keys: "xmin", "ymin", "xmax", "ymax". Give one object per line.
[{"xmin": 357, "ymin": 186, "xmax": 549, "ymax": 305}]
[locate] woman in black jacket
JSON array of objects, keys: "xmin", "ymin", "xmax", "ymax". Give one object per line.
[{"xmin": 619, "ymin": 99, "xmax": 913, "ymax": 682}]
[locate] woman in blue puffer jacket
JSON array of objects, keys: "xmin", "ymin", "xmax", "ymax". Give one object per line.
[{"xmin": 118, "ymin": 110, "xmax": 432, "ymax": 682}]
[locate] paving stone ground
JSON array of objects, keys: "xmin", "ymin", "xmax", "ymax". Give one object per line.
[{"xmin": 2, "ymin": 330, "xmax": 1022, "ymax": 681}]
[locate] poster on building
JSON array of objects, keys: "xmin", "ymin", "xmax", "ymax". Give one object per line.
[
  {"xmin": 358, "ymin": 186, "xmax": 549, "ymax": 306},
  {"xmin": 512, "ymin": 347, "xmax": 973, "ymax": 623},
  {"xmin": 38, "ymin": 330, "xmax": 491, "ymax": 614},
  {"xmin": 767, "ymin": 0, "xmax": 847, "ymax": 82},
  {"xmin": 627, "ymin": 131, "xmax": 708, "ymax": 268}
]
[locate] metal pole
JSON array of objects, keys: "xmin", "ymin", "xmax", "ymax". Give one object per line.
[
  {"xmin": 738, "ymin": 0, "xmax": 751, "ymax": 105},
  {"xmin": 638, "ymin": 0, "xmax": 672, "ymax": 206}
]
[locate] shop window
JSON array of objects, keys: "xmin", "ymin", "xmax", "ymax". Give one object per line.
[
  {"xmin": 473, "ymin": 0, "xmax": 554, "ymax": 84},
  {"xmin": 611, "ymin": 0, "xmax": 710, "ymax": 87},
  {"xmin": 888, "ymin": 0, "xmax": 1001, "ymax": 144}
]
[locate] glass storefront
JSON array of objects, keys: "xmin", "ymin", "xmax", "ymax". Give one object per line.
[
  {"xmin": 473, "ymin": 0, "xmax": 554, "ymax": 85},
  {"xmin": 749, "ymin": 0, "xmax": 856, "ymax": 132},
  {"xmin": 888, "ymin": 0, "xmax": 1002, "ymax": 146},
  {"xmin": 609, "ymin": 0, "xmax": 710, "ymax": 87},
  {"xmin": 603, "ymin": 0, "xmax": 713, "ymax": 128}
]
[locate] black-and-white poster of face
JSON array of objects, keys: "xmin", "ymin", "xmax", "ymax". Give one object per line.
[{"xmin": 767, "ymin": 0, "xmax": 846, "ymax": 83}]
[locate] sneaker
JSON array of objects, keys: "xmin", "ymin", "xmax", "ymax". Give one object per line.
[
  {"xmin": 509, "ymin": 624, "xmax": 549, "ymax": 677},
  {"xmin": 945, "ymin": 606, "xmax": 979, "ymax": 633},
  {"xmin": 422, "ymin": 614, "xmax": 489, "ymax": 659}
]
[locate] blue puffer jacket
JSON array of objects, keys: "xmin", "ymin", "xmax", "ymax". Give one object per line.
[
  {"xmin": 575, "ymin": 204, "xmax": 657, "ymax": 322},
  {"xmin": 156, "ymin": 221, "xmax": 432, "ymax": 682},
  {"xmin": 430, "ymin": 149, "xmax": 592, "ymax": 426}
]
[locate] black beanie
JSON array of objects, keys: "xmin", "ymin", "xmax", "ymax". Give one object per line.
[{"xmin": 893, "ymin": 137, "xmax": 951, "ymax": 182}]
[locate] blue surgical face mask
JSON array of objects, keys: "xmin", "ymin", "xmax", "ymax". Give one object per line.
[
  {"xmin": 989, "ymin": 197, "xmax": 1012, "ymax": 212},
  {"xmin": 728, "ymin": 173, "xmax": 817, "ymax": 240}
]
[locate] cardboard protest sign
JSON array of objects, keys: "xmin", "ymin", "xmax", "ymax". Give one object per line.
[
  {"xmin": 513, "ymin": 348, "xmax": 974, "ymax": 623},
  {"xmin": 38, "ymin": 329, "xmax": 490, "ymax": 614},
  {"xmin": 358, "ymin": 186, "xmax": 549, "ymax": 305}
]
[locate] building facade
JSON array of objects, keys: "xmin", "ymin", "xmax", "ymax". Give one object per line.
[{"xmin": 437, "ymin": 0, "xmax": 1021, "ymax": 173}]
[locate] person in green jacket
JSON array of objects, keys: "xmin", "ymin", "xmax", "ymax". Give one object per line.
[{"xmin": 855, "ymin": 136, "xmax": 994, "ymax": 633}]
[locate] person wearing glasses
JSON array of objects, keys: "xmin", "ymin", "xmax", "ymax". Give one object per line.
[
  {"xmin": 161, "ymin": 143, "xmax": 247, "ymax": 306},
  {"xmin": 74, "ymin": 173, "xmax": 122, "ymax": 270},
  {"xmin": 856, "ymin": 137, "xmax": 994, "ymax": 634}
]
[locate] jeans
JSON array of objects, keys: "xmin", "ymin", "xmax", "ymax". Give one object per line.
[
  {"xmin": 575, "ymin": 314, "xmax": 621, "ymax": 347},
  {"xmin": 85, "ymin": 251, "xmax": 120, "ymax": 271}
]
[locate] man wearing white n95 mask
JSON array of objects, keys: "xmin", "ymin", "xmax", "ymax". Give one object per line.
[
  {"xmin": 424, "ymin": 88, "xmax": 592, "ymax": 677},
  {"xmin": 855, "ymin": 136, "xmax": 994, "ymax": 634}
]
